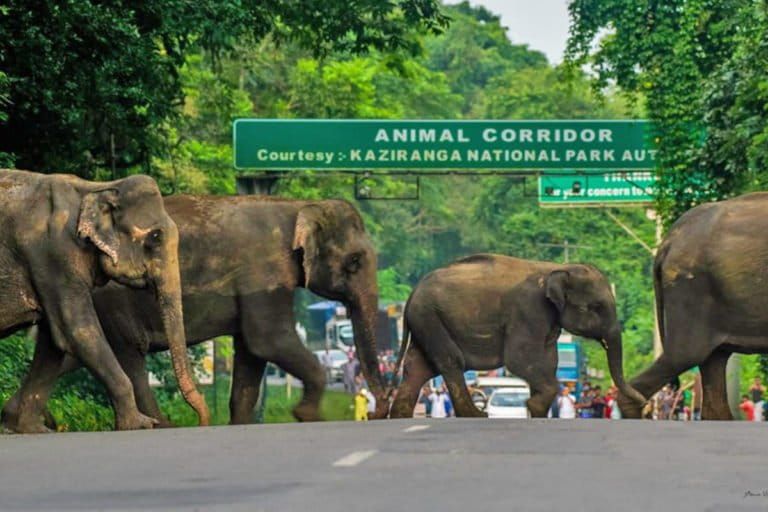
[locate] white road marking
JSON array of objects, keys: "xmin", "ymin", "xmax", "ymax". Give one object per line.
[
  {"xmin": 403, "ymin": 425, "xmax": 431, "ymax": 433},
  {"xmin": 332, "ymin": 450, "xmax": 378, "ymax": 467}
]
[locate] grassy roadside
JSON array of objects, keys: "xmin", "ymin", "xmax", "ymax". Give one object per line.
[
  {"xmin": 264, "ymin": 385, "xmax": 355, "ymax": 423},
  {"xmin": 162, "ymin": 379, "xmax": 354, "ymax": 426}
]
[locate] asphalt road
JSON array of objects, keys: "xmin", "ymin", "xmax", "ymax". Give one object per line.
[{"xmin": 1, "ymin": 419, "xmax": 767, "ymax": 512}]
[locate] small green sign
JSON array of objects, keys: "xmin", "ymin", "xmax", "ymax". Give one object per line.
[
  {"xmin": 233, "ymin": 119, "xmax": 656, "ymax": 171},
  {"xmin": 538, "ymin": 171, "xmax": 656, "ymax": 206}
]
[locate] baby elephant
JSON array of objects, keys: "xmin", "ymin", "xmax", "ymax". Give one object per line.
[{"xmin": 390, "ymin": 254, "xmax": 645, "ymax": 418}]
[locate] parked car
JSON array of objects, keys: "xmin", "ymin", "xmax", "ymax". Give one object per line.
[
  {"xmin": 313, "ymin": 349, "xmax": 349, "ymax": 382},
  {"xmin": 474, "ymin": 376, "xmax": 531, "ymax": 416},
  {"xmin": 486, "ymin": 387, "xmax": 531, "ymax": 419},
  {"xmin": 265, "ymin": 362, "xmax": 286, "ymax": 378}
]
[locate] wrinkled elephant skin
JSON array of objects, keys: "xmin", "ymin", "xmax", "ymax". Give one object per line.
[
  {"xmin": 0, "ymin": 169, "xmax": 205, "ymax": 433},
  {"xmin": 619, "ymin": 192, "xmax": 768, "ymax": 420},
  {"xmin": 5, "ymin": 195, "xmax": 383, "ymax": 428},
  {"xmin": 390, "ymin": 254, "xmax": 643, "ymax": 419}
]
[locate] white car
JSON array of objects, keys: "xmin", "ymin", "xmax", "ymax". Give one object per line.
[
  {"xmin": 313, "ymin": 349, "xmax": 350, "ymax": 382},
  {"xmin": 486, "ymin": 387, "xmax": 531, "ymax": 419}
]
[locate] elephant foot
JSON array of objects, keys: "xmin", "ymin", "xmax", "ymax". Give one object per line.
[
  {"xmin": 388, "ymin": 403, "xmax": 415, "ymax": 419},
  {"xmin": 154, "ymin": 417, "xmax": 177, "ymax": 429},
  {"xmin": 701, "ymin": 407, "xmax": 733, "ymax": 421},
  {"xmin": 292, "ymin": 403, "xmax": 322, "ymax": 422},
  {"xmin": 1, "ymin": 394, "xmax": 23, "ymax": 428},
  {"xmin": 42, "ymin": 407, "xmax": 58, "ymax": 430},
  {"xmin": 367, "ymin": 400, "xmax": 390, "ymax": 420},
  {"xmin": 1, "ymin": 401, "xmax": 53, "ymax": 433},
  {"xmin": 457, "ymin": 406, "xmax": 487, "ymax": 418},
  {"xmin": 616, "ymin": 391, "xmax": 644, "ymax": 419},
  {"xmin": 526, "ymin": 396, "xmax": 556, "ymax": 418},
  {"xmin": 1, "ymin": 404, "xmax": 21, "ymax": 431},
  {"xmin": 115, "ymin": 412, "xmax": 159, "ymax": 430},
  {"xmin": 9, "ymin": 415, "xmax": 54, "ymax": 434}
]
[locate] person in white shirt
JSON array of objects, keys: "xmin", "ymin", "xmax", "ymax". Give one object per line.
[
  {"xmin": 321, "ymin": 349, "xmax": 334, "ymax": 382},
  {"xmin": 365, "ymin": 386, "xmax": 377, "ymax": 417},
  {"xmin": 557, "ymin": 386, "xmax": 577, "ymax": 419},
  {"xmin": 428, "ymin": 386, "xmax": 449, "ymax": 418}
]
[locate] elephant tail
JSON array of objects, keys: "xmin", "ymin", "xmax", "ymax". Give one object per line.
[{"xmin": 653, "ymin": 241, "xmax": 669, "ymax": 345}]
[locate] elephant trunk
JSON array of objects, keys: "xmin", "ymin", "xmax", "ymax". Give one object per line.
[
  {"xmin": 348, "ymin": 291, "xmax": 387, "ymax": 419},
  {"xmin": 605, "ymin": 327, "xmax": 646, "ymax": 406},
  {"xmin": 154, "ymin": 234, "xmax": 210, "ymax": 426}
]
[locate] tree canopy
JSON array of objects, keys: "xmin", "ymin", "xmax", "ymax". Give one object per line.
[
  {"xmin": 567, "ymin": 0, "xmax": 768, "ymax": 385},
  {"xmin": 567, "ymin": 0, "xmax": 768, "ymax": 221},
  {"xmin": 0, "ymin": 0, "xmax": 447, "ymax": 176}
]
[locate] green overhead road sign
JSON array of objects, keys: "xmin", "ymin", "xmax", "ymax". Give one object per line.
[
  {"xmin": 233, "ymin": 119, "xmax": 656, "ymax": 171},
  {"xmin": 538, "ymin": 171, "xmax": 656, "ymax": 206}
]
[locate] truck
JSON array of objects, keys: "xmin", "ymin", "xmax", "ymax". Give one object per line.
[{"xmin": 307, "ymin": 300, "xmax": 403, "ymax": 352}]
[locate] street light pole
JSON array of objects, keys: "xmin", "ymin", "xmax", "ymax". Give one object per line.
[
  {"xmin": 652, "ymin": 214, "xmax": 663, "ymax": 358},
  {"xmin": 603, "ymin": 209, "xmax": 663, "ymax": 358}
]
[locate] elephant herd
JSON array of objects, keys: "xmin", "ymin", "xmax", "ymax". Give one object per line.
[{"xmin": 0, "ymin": 168, "xmax": 764, "ymax": 433}]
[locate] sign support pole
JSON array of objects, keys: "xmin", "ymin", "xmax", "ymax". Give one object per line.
[
  {"xmin": 235, "ymin": 172, "xmax": 280, "ymax": 423},
  {"xmin": 653, "ymin": 214, "xmax": 663, "ymax": 358}
]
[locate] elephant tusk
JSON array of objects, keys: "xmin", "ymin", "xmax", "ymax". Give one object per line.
[{"xmin": 600, "ymin": 339, "xmax": 609, "ymax": 350}]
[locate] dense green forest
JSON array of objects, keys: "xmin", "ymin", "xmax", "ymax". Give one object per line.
[{"xmin": 1, "ymin": 0, "xmax": 767, "ymax": 427}]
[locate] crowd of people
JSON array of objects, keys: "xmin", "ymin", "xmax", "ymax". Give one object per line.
[
  {"xmin": 333, "ymin": 348, "xmax": 402, "ymax": 421},
  {"xmin": 328, "ymin": 348, "xmax": 768, "ymax": 422},
  {"xmin": 549, "ymin": 383, "xmax": 622, "ymax": 419}
]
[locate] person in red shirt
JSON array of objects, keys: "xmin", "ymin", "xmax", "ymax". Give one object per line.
[
  {"xmin": 605, "ymin": 386, "xmax": 617, "ymax": 418},
  {"xmin": 739, "ymin": 394, "xmax": 755, "ymax": 421}
]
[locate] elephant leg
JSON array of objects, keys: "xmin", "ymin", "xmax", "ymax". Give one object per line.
[
  {"xmin": 41, "ymin": 291, "xmax": 156, "ymax": 430},
  {"xmin": 390, "ymin": 344, "xmax": 437, "ymax": 418},
  {"xmin": 2, "ymin": 323, "xmax": 64, "ymax": 433},
  {"xmin": 617, "ymin": 352, "xmax": 697, "ymax": 419},
  {"xmin": 229, "ymin": 334, "xmax": 268, "ymax": 425},
  {"xmin": 3, "ymin": 352, "xmax": 80, "ymax": 432},
  {"xmin": 114, "ymin": 347, "xmax": 172, "ymax": 427},
  {"xmin": 504, "ymin": 335, "xmax": 559, "ymax": 418},
  {"xmin": 239, "ymin": 290, "xmax": 326, "ymax": 422},
  {"xmin": 699, "ymin": 349, "xmax": 733, "ymax": 420},
  {"xmin": 408, "ymin": 314, "xmax": 484, "ymax": 418}
]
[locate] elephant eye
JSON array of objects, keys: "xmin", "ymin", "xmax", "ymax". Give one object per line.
[
  {"xmin": 345, "ymin": 255, "xmax": 362, "ymax": 274},
  {"xmin": 144, "ymin": 229, "xmax": 163, "ymax": 251}
]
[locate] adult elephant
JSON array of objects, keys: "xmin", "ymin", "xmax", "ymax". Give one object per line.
[
  {"xmin": 0, "ymin": 169, "xmax": 207, "ymax": 432},
  {"xmin": 618, "ymin": 192, "xmax": 768, "ymax": 420},
  {"xmin": 389, "ymin": 254, "xmax": 645, "ymax": 418},
  {"xmin": 5, "ymin": 195, "xmax": 385, "ymax": 427}
]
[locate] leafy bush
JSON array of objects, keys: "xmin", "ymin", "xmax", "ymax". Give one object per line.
[
  {"xmin": 264, "ymin": 385, "xmax": 354, "ymax": 423},
  {"xmin": 0, "ymin": 333, "xmax": 115, "ymax": 431},
  {"xmin": 48, "ymin": 394, "xmax": 114, "ymax": 432},
  {"xmin": 0, "ymin": 333, "xmax": 34, "ymax": 405}
]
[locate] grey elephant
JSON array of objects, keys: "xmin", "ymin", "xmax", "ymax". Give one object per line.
[
  {"xmin": 0, "ymin": 169, "xmax": 207, "ymax": 432},
  {"xmin": 389, "ymin": 254, "xmax": 645, "ymax": 418},
  {"xmin": 618, "ymin": 192, "xmax": 768, "ymax": 420},
  {"xmin": 4, "ymin": 195, "xmax": 385, "ymax": 428}
]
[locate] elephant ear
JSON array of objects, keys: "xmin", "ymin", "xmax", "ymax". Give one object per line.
[
  {"xmin": 545, "ymin": 270, "xmax": 570, "ymax": 312},
  {"xmin": 293, "ymin": 205, "xmax": 324, "ymax": 288},
  {"xmin": 77, "ymin": 189, "xmax": 120, "ymax": 264}
]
